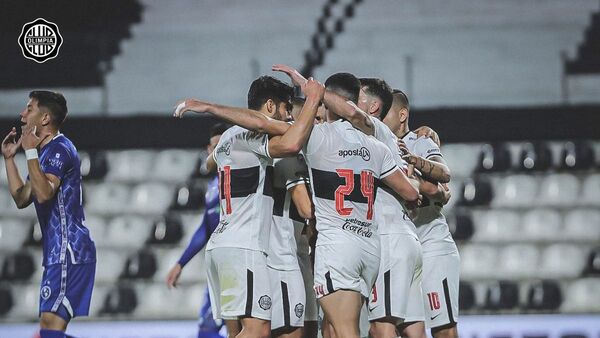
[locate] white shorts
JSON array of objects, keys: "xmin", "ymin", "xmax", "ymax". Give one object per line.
[
  {"xmin": 205, "ymin": 248, "xmax": 271, "ymax": 321},
  {"xmin": 368, "ymin": 233, "xmax": 424, "ymax": 323},
  {"xmin": 313, "ymin": 243, "xmax": 380, "ymax": 299},
  {"xmin": 297, "ymin": 248, "xmax": 318, "ymax": 321},
  {"xmin": 269, "ymin": 267, "xmax": 305, "ymax": 330},
  {"xmin": 421, "ymin": 251, "xmax": 460, "ymax": 329}
]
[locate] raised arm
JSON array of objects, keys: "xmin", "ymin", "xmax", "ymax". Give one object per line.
[
  {"xmin": 381, "ymin": 169, "xmax": 420, "ymax": 209},
  {"xmin": 2, "ymin": 128, "xmax": 32, "ymax": 208},
  {"xmin": 273, "ymin": 64, "xmax": 374, "ymax": 136},
  {"xmin": 174, "ymin": 100, "xmax": 290, "ymax": 136},
  {"xmin": 398, "ymin": 139, "xmax": 451, "ymax": 184},
  {"xmin": 22, "ymin": 126, "xmax": 59, "ymax": 204},
  {"xmin": 267, "ymin": 78, "xmax": 324, "ymax": 158},
  {"xmin": 289, "ymin": 182, "xmax": 314, "ymax": 220}
]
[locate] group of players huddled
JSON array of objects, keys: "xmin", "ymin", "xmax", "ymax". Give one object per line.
[
  {"xmin": 170, "ymin": 64, "xmax": 459, "ymax": 338},
  {"xmin": 1, "ymin": 64, "xmax": 458, "ymax": 338}
]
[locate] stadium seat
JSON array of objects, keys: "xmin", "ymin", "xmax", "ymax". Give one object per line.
[
  {"xmin": 563, "ymin": 209, "xmax": 600, "ymax": 242},
  {"xmin": 101, "ymin": 284, "xmax": 138, "ymax": 315},
  {"xmin": 539, "ymin": 244, "xmax": 588, "ymax": 278},
  {"xmin": 521, "ymin": 209, "xmax": 562, "ymax": 241},
  {"xmin": 476, "ymin": 143, "xmax": 512, "ymax": 173},
  {"xmin": 80, "ymin": 151, "xmax": 109, "ymax": 180},
  {"xmin": 562, "ymin": 278, "xmax": 600, "ymax": 312},
  {"xmin": 440, "ymin": 144, "xmax": 480, "ymax": 178},
  {"xmin": 583, "ymin": 246, "xmax": 600, "ymax": 276},
  {"xmin": 96, "ymin": 250, "xmax": 129, "ymax": 283},
  {"xmin": 6, "ymin": 284, "xmax": 38, "ymax": 320},
  {"xmin": 130, "ymin": 183, "xmax": 173, "ymax": 214},
  {"xmin": 538, "ymin": 173, "xmax": 580, "ymax": 207},
  {"xmin": 153, "ymin": 248, "xmax": 206, "ymax": 283},
  {"xmin": 458, "ymin": 177, "xmax": 493, "ymax": 206},
  {"xmin": 483, "ymin": 281, "xmax": 519, "ymax": 310},
  {"xmin": 459, "ymin": 281, "xmax": 476, "ymax": 311},
  {"xmin": 86, "ymin": 183, "xmax": 130, "ymax": 214},
  {"xmin": 0, "ymin": 285, "xmax": 13, "ymax": 316},
  {"xmin": 471, "ymin": 210, "xmax": 520, "ymax": 242},
  {"xmin": 170, "ymin": 180, "xmax": 206, "ymax": 211},
  {"xmin": 88, "ymin": 285, "xmax": 109, "ymax": 316},
  {"xmin": 191, "ymin": 150, "xmax": 213, "ymax": 178},
  {"xmin": 526, "ymin": 280, "xmax": 562, "ymax": 311},
  {"xmin": 147, "ymin": 217, "xmax": 184, "ymax": 245},
  {"xmin": 0, "ymin": 154, "xmax": 27, "ymax": 185},
  {"xmin": 107, "ymin": 216, "xmax": 151, "ymax": 249},
  {"xmin": 1, "ymin": 251, "xmax": 35, "ymax": 281},
  {"xmin": 122, "ymin": 249, "xmax": 158, "ymax": 279},
  {"xmin": 106, "ymin": 150, "xmax": 155, "ymax": 182},
  {"xmin": 497, "ymin": 245, "xmax": 540, "ymax": 279},
  {"xmin": 581, "ymin": 174, "xmax": 600, "ymax": 206},
  {"xmin": 460, "ymin": 244, "xmax": 498, "ymax": 279},
  {"xmin": 442, "ymin": 180, "xmax": 463, "ymax": 210},
  {"xmin": 447, "ymin": 212, "xmax": 474, "ymax": 241},
  {"xmin": 151, "ymin": 149, "xmax": 198, "ymax": 181},
  {"xmin": 0, "ymin": 187, "xmax": 14, "ymax": 214},
  {"xmin": 24, "ymin": 220, "xmax": 43, "ymax": 247},
  {"xmin": 559, "ymin": 141, "xmax": 595, "ymax": 171},
  {"xmin": 84, "ymin": 215, "xmax": 109, "ymax": 248},
  {"xmin": 177, "ymin": 284, "xmax": 207, "ymax": 318},
  {"xmin": 518, "ymin": 142, "xmax": 553, "ymax": 171},
  {"xmin": 0, "ymin": 218, "xmax": 30, "ymax": 251},
  {"xmin": 492, "ymin": 175, "xmax": 538, "ymax": 208}
]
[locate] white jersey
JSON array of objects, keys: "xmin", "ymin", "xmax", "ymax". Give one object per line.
[
  {"xmin": 208, "ymin": 125, "xmax": 273, "ymax": 253},
  {"xmin": 369, "ymin": 116, "xmax": 418, "ymax": 237},
  {"xmin": 402, "ymin": 131, "xmax": 456, "ymax": 256},
  {"xmin": 268, "ymin": 155, "xmax": 309, "ymax": 270},
  {"xmin": 303, "ymin": 120, "xmax": 399, "ymax": 254}
]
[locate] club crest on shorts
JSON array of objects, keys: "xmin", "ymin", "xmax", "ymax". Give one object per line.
[
  {"xmin": 294, "ymin": 303, "xmax": 304, "ymax": 318},
  {"xmin": 258, "ymin": 295, "xmax": 271, "ymax": 310},
  {"xmin": 41, "ymin": 285, "xmax": 52, "ymax": 300},
  {"xmin": 18, "ymin": 18, "xmax": 63, "ymax": 63}
]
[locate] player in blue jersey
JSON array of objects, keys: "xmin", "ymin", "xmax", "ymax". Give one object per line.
[
  {"xmin": 166, "ymin": 123, "xmax": 230, "ymax": 338},
  {"xmin": 2, "ymin": 91, "xmax": 96, "ymax": 338}
]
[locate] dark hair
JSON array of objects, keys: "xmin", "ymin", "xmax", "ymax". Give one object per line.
[
  {"xmin": 209, "ymin": 123, "xmax": 229, "ymax": 138},
  {"xmin": 392, "ymin": 89, "xmax": 410, "ymax": 110},
  {"xmin": 360, "ymin": 78, "xmax": 393, "ymax": 120},
  {"xmin": 247, "ymin": 76, "xmax": 293, "ymax": 110},
  {"xmin": 29, "ymin": 90, "xmax": 68, "ymax": 126},
  {"xmin": 324, "ymin": 72, "xmax": 360, "ymax": 103}
]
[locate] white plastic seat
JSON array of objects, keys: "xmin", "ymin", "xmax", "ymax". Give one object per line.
[
  {"xmin": 83, "ymin": 215, "xmax": 109, "ymax": 248},
  {"xmin": 152, "ymin": 149, "xmax": 198, "ymax": 182},
  {"xmin": 443, "ymin": 180, "xmax": 463, "ymax": 211},
  {"xmin": 95, "ymin": 250, "xmax": 128, "ymax": 283},
  {"xmin": 86, "ymin": 183, "xmax": 130, "ymax": 214},
  {"xmin": 497, "ymin": 244, "xmax": 540, "ymax": 279},
  {"xmin": 177, "ymin": 284, "xmax": 207, "ymax": 318},
  {"xmin": 459, "ymin": 244, "xmax": 498, "ymax": 279},
  {"xmin": 563, "ymin": 209, "xmax": 600, "ymax": 242},
  {"xmin": 135, "ymin": 283, "xmax": 179, "ymax": 318},
  {"xmin": 7, "ymin": 284, "xmax": 39, "ymax": 320},
  {"xmin": 88, "ymin": 285, "xmax": 109, "ymax": 316},
  {"xmin": 582, "ymin": 174, "xmax": 600, "ymax": 206},
  {"xmin": 106, "ymin": 216, "xmax": 151, "ymax": 248},
  {"xmin": 106, "ymin": 150, "xmax": 155, "ymax": 182},
  {"xmin": 0, "ymin": 218, "xmax": 30, "ymax": 250},
  {"xmin": 539, "ymin": 244, "xmax": 587, "ymax": 278},
  {"xmin": 492, "ymin": 175, "xmax": 539, "ymax": 208},
  {"xmin": 130, "ymin": 183, "xmax": 173, "ymax": 214},
  {"xmin": 562, "ymin": 278, "xmax": 600, "ymax": 312},
  {"xmin": 538, "ymin": 173, "xmax": 580, "ymax": 207},
  {"xmin": 471, "ymin": 210, "xmax": 520, "ymax": 242},
  {"xmin": 521, "ymin": 209, "xmax": 562, "ymax": 241},
  {"xmin": 0, "ymin": 154, "xmax": 27, "ymax": 185},
  {"xmin": 440, "ymin": 144, "xmax": 480, "ymax": 179}
]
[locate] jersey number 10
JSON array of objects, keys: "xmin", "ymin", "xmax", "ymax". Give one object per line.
[{"xmin": 335, "ymin": 169, "xmax": 374, "ymax": 220}]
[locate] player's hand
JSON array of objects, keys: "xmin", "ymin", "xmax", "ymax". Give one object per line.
[
  {"xmin": 415, "ymin": 125, "xmax": 441, "ymax": 147},
  {"xmin": 397, "ymin": 139, "xmax": 417, "ymax": 165},
  {"xmin": 440, "ymin": 183, "xmax": 451, "ymax": 205},
  {"xmin": 304, "ymin": 78, "xmax": 325, "ymax": 101},
  {"xmin": 1, "ymin": 127, "xmax": 22, "ymax": 159},
  {"xmin": 166, "ymin": 263, "xmax": 183, "ymax": 289},
  {"xmin": 173, "ymin": 99, "xmax": 211, "ymax": 118},
  {"xmin": 272, "ymin": 64, "xmax": 308, "ymax": 90},
  {"xmin": 21, "ymin": 125, "xmax": 50, "ymax": 151}
]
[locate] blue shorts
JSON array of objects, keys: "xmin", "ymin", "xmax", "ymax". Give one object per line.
[
  {"xmin": 199, "ymin": 287, "xmax": 224, "ymax": 333},
  {"xmin": 39, "ymin": 259, "xmax": 96, "ymax": 322}
]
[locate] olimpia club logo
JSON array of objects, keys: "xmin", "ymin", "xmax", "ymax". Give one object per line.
[{"xmin": 18, "ymin": 18, "xmax": 63, "ymax": 63}]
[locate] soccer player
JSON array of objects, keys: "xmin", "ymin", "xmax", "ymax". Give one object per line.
[
  {"xmin": 174, "ymin": 76, "xmax": 325, "ymax": 338},
  {"xmin": 166, "ymin": 123, "xmax": 230, "ymax": 338},
  {"xmin": 1, "ymin": 91, "xmax": 96, "ymax": 338},
  {"xmin": 388, "ymin": 90, "xmax": 458, "ymax": 338}
]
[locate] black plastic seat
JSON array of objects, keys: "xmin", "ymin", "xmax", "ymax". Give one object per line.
[
  {"xmin": 122, "ymin": 249, "xmax": 157, "ymax": 279},
  {"xmin": 147, "ymin": 217, "xmax": 184, "ymax": 245},
  {"xmin": 583, "ymin": 246, "xmax": 600, "ymax": 276},
  {"xmin": 0, "ymin": 286, "xmax": 13, "ymax": 315},
  {"xmin": 518, "ymin": 142, "xmax": 553, "ymax": 171},
  {"xmin": 1, "ymin": 251, "xmax": 35, "ymax": 281},
  {"xmin": 483, "ymin": 281, "xmax": 519, "ymax": 310},
  {"xmin": 476, "ymin": 143, "xmax": 512, "ymax": 173},
  {"xmin": 526, "ymin": 280, "xmax": 562, "ymax": 311},
  {"xmin": 560, "ymin": 141, "xmax": 595, "ymax": 171},
  {"xmin": 170, "ymin": 180, "xmax": 206, "ymax": 211},
  {"xmin": 458, "ymin": 177, "xmax": 493, "ymax": 206},
  {"xmin": 447, "ymin": 213, "xmax": 474, "ymax": 241},
  {"xmin": 80, "ymin": 151, "xmax": 109, "ymax": 180},
  {"xmin": 459, "ymin": 281, "xmax": 476, "ymax": 311},
  {"xmin": 101, "ymin": 284, "xmax": 138, "ymax": 315}
]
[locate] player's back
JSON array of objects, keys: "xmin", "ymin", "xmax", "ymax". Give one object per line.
[
  {"xmin": 208, "ymin": 125, "xmax": 273, "ymax": 253},
  {"xmin": 304, "ymin": 120, "xmax": 398, "ymax": 253}
]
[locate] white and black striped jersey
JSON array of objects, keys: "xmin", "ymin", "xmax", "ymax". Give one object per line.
[
  {"xmin": 303, "ymin": 120, "xmax": 399, "ymax": 254},
  {"xmin": 207, "ymin": 125, "xmax": 273, "ymax": 253},
  {"xmin": 268, "ymin": 155, "xmax": 309, "ymax": 271},
  {"xmin": 369, "ymin": 116, "xmax": 417, "ymax": 237}
]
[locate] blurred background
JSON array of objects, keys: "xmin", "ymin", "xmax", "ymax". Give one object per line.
[{"xmin": 0, "ymin": 0, "xmax": 599, "ymax": 336}]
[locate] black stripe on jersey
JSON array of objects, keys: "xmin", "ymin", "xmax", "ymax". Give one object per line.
[
  {"xmin": 425, "ymin": 153, "xmax": 443, "ymax": 159},
  {"xmin": 310, "ymin": 168, "xmax": 380, "ymax": 202},
  {"xmin": 263, "ymin": 165, "xmax": 274, "ymax": 197},
  {"xmin": 281, "ymin": 281, "xmax": 291, "ymax": 327},
  {"xmin": 220, "ymin": 166, "xmax": 259, "ymax": 198},
  {"xmin": 272, "ymin": 186, "xmax": 305, "ymax": 223},
  {"xmin": 380, "ymin": 166, "xmax": 397, "ymax": 178},
  {"xmin": 245, "ymin": 269, "xmax": 253, "ymax": 316}
]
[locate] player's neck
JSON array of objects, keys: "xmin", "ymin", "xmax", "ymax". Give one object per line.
[
  {"xmin": 39, "ymin": 128, "xmax": 59, "ymax": 148},
  {"xmin": 395, "ymin": 123, "xmax": 410, "ymax": 138}
]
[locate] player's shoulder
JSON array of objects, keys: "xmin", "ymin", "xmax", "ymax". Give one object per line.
[
  {"xmin": 402, "ymin": 131, "xmax": 419, "ymax": 143},
  {"xmin": 49, "ymin": 134, "xmax": 77, "ymax": 158}
]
